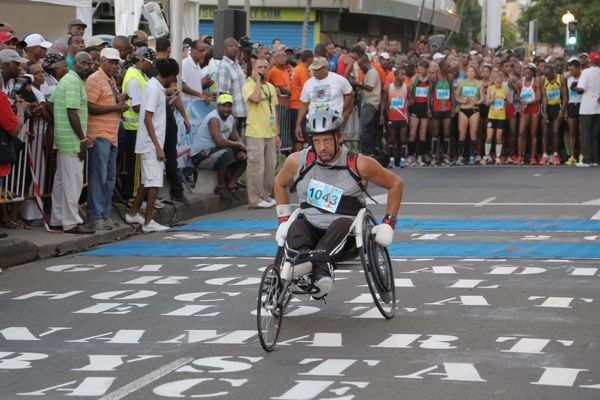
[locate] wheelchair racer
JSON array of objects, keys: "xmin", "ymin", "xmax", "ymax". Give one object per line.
[{"xmin": 274, "ymin": 108, "xmax": 404, "ymax": 298}]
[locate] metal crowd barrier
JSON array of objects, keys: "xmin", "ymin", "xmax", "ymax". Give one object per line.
[{"xmin": 276, "ymin": 102, "xmax": 293, "ymax": 152}]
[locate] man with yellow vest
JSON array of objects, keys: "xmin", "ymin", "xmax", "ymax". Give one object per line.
[{"xmin": 122, "ymin": 47, "xmax": 155, "ymax": 203}]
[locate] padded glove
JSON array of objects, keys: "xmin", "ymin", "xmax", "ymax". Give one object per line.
[
  {"xmin": 371, "ymin": 223, "xmax": 394, "ymax": 247},
  {"xmin": 275, "ymin": 220, "xmax": 291, "ymax": 247}
]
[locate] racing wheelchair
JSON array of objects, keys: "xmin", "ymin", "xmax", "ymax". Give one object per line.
[{"xmin": 256, "ymin": 207, "xmax": 395, "ymax": 352}]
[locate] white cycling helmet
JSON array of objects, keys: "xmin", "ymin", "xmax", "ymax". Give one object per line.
[{"xmin": 305, "ymin": 107, "xmax": 343, "ymax": 135}]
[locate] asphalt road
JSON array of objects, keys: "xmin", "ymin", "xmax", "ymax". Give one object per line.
[{"xmin": 1, "ymin": 166, "xmax": 600, "ymax": 400}]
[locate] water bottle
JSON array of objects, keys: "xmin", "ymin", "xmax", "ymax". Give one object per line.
[{"xmin": 388, "ymin": 156, "xmax": 395, "ymax": 169}]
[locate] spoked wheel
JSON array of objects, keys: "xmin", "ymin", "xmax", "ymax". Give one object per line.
[
  {"xmin": 257, "ymin": 264, "xmax": 283, "ymax": 351},
  {"xmin": 360, "ymin": 211, "xmax": 396, "ymax": 319}
]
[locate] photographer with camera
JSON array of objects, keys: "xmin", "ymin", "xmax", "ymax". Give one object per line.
[{"xmin": 0, "ymin": 70, "xmax": 29, "ymax": 236}]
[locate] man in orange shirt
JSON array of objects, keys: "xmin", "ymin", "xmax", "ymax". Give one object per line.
[
  {"xmin": 267, "ymin": 50, "xmax": 291, "ymax": 96},
  {"xmin": 85, "ymin": 48, "xmax": 128, "ymax": 230},
  {"xmin": 289, "ymin": 49, "xmax": 313, "ymax": 151}
]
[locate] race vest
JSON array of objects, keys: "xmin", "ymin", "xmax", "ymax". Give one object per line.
[{"xmin": 122, "ymin": 66, "xmax": 148, "ymax": 130}]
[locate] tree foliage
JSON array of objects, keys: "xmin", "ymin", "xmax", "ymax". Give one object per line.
[
  {"xmin": 518, "ymin": 0, "xmax": 600, "ymax": 50},
  {"xmin": 501, "ymin": 15, "xmax": 520, "ymax": 49},
  {"xmin": 447, "ymin": 0, "xmax": 482, "ymax": 50}
]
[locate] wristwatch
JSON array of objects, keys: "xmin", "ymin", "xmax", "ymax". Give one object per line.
[{"xmin": 383, "ymin": 214, "xmax": 397, "ymax": 229}]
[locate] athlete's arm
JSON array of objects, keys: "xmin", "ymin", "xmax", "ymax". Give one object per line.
[
  {"xmin": 357, "ymin": 155, "xmax": 403, "ymax": 217},
  {"xmin": 274, "ymin": 151, "xmax": 301, "ymax": 206}
]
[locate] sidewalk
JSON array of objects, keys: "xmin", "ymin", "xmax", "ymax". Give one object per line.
[{"xmin": 0, "ymin": 190, "xmax": 246, "ymax": 269}]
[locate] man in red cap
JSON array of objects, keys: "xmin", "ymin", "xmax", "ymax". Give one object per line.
[
  {"xmin": 575, "ymin": 51, "xmax": 600, "ymax": 167},
  {"xmin": 0, "ymin": 31, "xmax": 19, "ymax": 51}
]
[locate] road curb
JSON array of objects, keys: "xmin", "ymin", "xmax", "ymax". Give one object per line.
[{"xmin": 0, "ymin": 191, "xmax": 247, "ymax": 269}]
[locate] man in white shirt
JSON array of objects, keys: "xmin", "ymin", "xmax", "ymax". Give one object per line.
[
  {"xmin": 575, "ymin": 51, "xmax": 600, "ymax": 166},
  {"xmin": 182, "ymin": 40, "xmax": 209, "ymax": 102},
  {"xmin": 295, "ymin": 57, "xmax": 354, "ymax": 139},
  {"xmin": 125, "ymin": 58, "xmax": 179, "ymax": 232}
]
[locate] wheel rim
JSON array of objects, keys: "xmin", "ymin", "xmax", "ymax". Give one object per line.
[
  {"xmin": 257, "ymin": 265, "xmax": 283, "ymax": 351},
  {"xmin": 360, "ymin": 212, "xmax": 396, "ymax": 319}
]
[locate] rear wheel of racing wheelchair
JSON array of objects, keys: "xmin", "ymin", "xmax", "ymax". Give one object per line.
[
  {"xmin": 359, "ymin": 210, "xmax": 396, "ymax": 319},
  {"xmin": 257, "ymin": 264, "xmax": 284, "ymax": 351}
]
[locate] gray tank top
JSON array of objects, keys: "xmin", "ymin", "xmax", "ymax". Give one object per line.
[{"xmin": 295, "ymin": 146, "xmax": 366, "ymax": 229}]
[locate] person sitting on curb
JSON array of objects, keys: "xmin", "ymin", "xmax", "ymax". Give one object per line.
[{"xmin": 190, "ymin": 94, "xmax": 247, "ymax": 201}]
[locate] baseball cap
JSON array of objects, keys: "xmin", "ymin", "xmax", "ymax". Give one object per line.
[
  {"xmin": 0, "ymin": 49, "xmax": 28, "ymax": 64},
  {"xmin": 432, "ymin": 52, "xmax": 445, "ymax": 61},
  {"xmin": 579, "ymin": 52, "xmax": 589, "ymax": 58},
  {"xmin": 100, "ymin": 47, "xmax": 122, "ymax": 61},
  {"xmin": 0, "ymin": 31, "xmax": 19, "ymax": 43},
  {"xmin": 87, "ymin": 36, "xmax": 108, "ymax": 48},
  {"xmin": 42, "ymin": 52, "xmax": 66, "ymax": 69},
  {"xmin": 135, "ymin": 46, "xmax": 156, "ymax": 62},
  {"xmin": 380, "ymin": 52, "xmax": 391, "ymax": 60},
  {"xmin": 589, "ymin": 52, "xmax": 600, "ymax": 63},
  {"xmin": 24, "ymin": 33, "xmax": 52, "ymax": 49},
  {"xmin": 567, "ymin": 56, "xmax": 581, "ymax": 65},
  {"xmin": 217, "ymin": 93, "xmax": 233, "ymax": 105},
  {"xmin": 69, "ymin": 19, "xmax": 88, "ymax": 28},
  {"xmin": 309, "ymin": 56, "xmax": 328, "ymax": 71},
  {"xmin": 469, "ymin": 50, "xmax": 478, "ymax": 56}
]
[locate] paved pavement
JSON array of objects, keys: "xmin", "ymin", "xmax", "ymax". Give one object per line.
[{"xmin": 1, "ymin": 166, "xmax": 600, "ymax": 399}]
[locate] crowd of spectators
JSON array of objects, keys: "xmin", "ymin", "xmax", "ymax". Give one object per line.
[{"xmin": 0, "ymin": 18, "xmax": 599, "ymax": 239}]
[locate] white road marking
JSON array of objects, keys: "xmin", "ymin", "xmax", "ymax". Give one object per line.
[
  {"xmin": 99, "ymin": 357, "xmax": 193, "ymax": 400},
  {"xmin": 368, "ymin": 194, "xmax": 600, "ymax": 207},
  {"xmin": 475, "ymin": 197, "xmax": 497, "ymax": 207},
  {"xmin": 591, "ymin": 209, "xmax": 600, "ymax": 220}
]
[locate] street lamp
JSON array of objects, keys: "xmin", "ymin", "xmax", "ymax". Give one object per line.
[{"xmin": 561, "ymin": 11, "xmax": 575, "ymax": 25}]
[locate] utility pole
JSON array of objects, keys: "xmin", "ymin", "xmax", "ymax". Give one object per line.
[
  {"xmin": 302, "ymin": 0, "xmax": 312, "ymax": 49},
  {"xmin": 244, "ymin": 0, "xmax": 251, "ymax": 37}
]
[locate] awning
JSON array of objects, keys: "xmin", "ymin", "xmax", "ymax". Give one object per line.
[
  {"xmin": 348, "ymin": 0, "xmax": 459, "ymax": 31},
  {"xmin": 25, "ymin": 0, "xmax": 92, "ymax": 5}
]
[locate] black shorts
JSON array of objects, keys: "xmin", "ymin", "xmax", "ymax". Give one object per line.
[
  {"xmin": 567, "ymin": 103, "xmax": 580, "ymax": 118},
  {"xmin": 487, "ymin": 119, "xmax": 506, "ymax": 130},
  {"xmin": 192, "ymin": 147, "xmax": 246, "ymax": 170},
  {"xmin": 460, "ymin": 108, "xmax": 480, "ymax": 118},
  {"xmin": 289, "ymin": 108, "xmax": 309, "ymax": 143},
  {"xmin": 410, "ymin": 102, "xmax": 428, "ymax": 118},
  {"xmin": 387, "ymin": 120, "xmax": 408, "ymax": 129},
  {"xmin": 546, "ymin": 104, "xmax": 561, "ymax": 121},
  {"xmin": 432, "ymin": 111, "xmax": 451, "ymax": 120}
]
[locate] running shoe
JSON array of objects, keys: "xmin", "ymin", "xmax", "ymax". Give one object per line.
[
  {"xmin": 495, "ymin": 158, "xmax": 502, "ymax": 165},
  {"xmin": 515, "ymin": 156, "xmax": 523, "ymax": 165},
  {"xmin": 539, "ymin": 155, "xmax": 549, "ymax": 165},
  {"xmin": 313, "ymin": 275, "xmax": 334, "ymax": 299},
  {"xmin": 510, "ymin": 155, "xmax": 519, "ymax": 164},
  {"xmin": 565, "ymin": 156, "xmax": 577, "ymax": 166},
  {"xmin": 399, "ymin": 157, "xmax": 406, "ymax": 168},
  {"xmin": 430, "ymin": 157, "xmax": 437, "ymax": 167},
  {"xmin": 468, "ymin": 156, "xmax": 476, "ymax": 165},
  {"xmin": 417, "ymin": 156, "xmax": 426, "ymax": 167},
  {"xmin": 406, "ymin": 155, "xmax": 415, "ymax": 167},
  {"xmin": 552, "ymin": 154, "xmax": 561, "ymax": 165},
  {"xmin": 142, "ymin": 220, "xmax": 170, "ymax": 232},
  {"xmin": 475, "ymin": 155, "xmax": 482, "ymax": 165},
  {"xmin": 530, "ymin": 156, "xmax": 538, "ymax": 165},
  {"xmin": 125, "ymin": 213, "xmax": 145, "ymax": 225},
  {"xmin": 576, "ymin": 162, "xmax": 591, "ymax": 167},
  {"xmin": 579, "ymin": 154, "xmax": 584, "ymax": 163},
  {"xmin": 444, "ymin": 155, "xmax": 451, "ymax": 166},
  {"xmin": 483, "ymin": 155, "xmax": 492, "ymax": 165},
  {"xmin": 455, "ymin": 156, "xmax": 465, "ymax": 166}
]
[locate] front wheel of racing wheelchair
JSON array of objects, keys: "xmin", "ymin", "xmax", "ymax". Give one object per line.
[{"xmin": 256, "ymin": 208, "xmax": 396, "ymax": 351}]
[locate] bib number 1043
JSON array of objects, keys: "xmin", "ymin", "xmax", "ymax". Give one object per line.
[{"xmin": 307, "ymin": 179, "xmax": 344, "ymax": 213}]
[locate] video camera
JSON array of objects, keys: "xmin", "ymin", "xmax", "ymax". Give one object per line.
[
  {"xmin": 9, "ymin": 74, "xmax": 34, "ymax": 101},
  {"xmin": 239, "ymin": 35, "xmax": 254, "ymax": 55}
]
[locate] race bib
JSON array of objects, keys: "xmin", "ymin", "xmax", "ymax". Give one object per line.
[
  {"xmin": 307, "ymin": 179, "xmax": 344, "ymax": 214},
  {"xmin": 436, "ymin": 89, "xmax": 450, "ymax": 100},
  {"xmin": 521, "ymin": 89, "xmax": 533, "ymax": 101},
  {"xmin": 492, "ymin": 98, "xmax": 504, "ymax": 109},
  {"xmin": 415, "ymin": 86, "xmax": 428, "ymax": 98},
  {"xmin": 569, "ymin": 88, "xmax": 579, "ymax": 98},
  {"xmin": 462, "ymin": 86, "xmax": 477, "ymax": 97},
  {"xmin": 390, "ymin": 97, "xmax": 405, "ymax": 109},
  {"xmin": 547, "ymin": 89, "xmax": 560, "ymax": 101}
]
